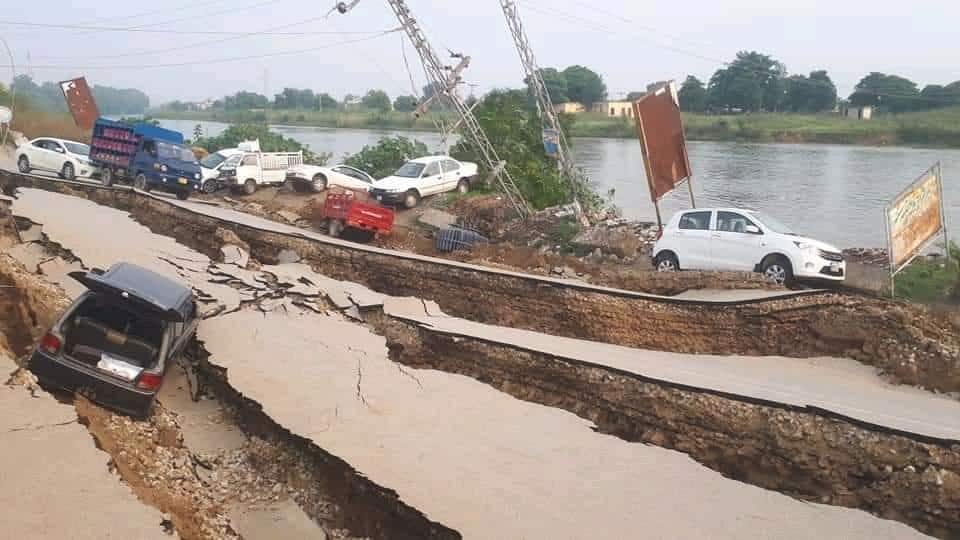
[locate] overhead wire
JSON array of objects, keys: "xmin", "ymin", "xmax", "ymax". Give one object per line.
[
  {"xmin": 28, "ymin": 17, "xmax": 393, "ymax": 60},
  {"xmin": 0, "ymin": 28, "xmax": 403, "ymax": 71},
  {"xmin": 518, "ymin": 0, "xmax": 954, "ymax": 104}
]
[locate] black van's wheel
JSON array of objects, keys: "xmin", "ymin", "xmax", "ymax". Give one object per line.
[
  {"xmin": 133, "ymin": 173, "xmax": 148, "ymax": 191},
  {"xmin": 102, "ymin": 168, "xmax": 114, "ymax": 187},
  {"xmin": 61, "ymin": 162, "xmax": 75, "ymax": 181},
  {"xmin": 17, "ymin": 155, "xmax": 30, "ymax": 173},
  {"xmin": 176, "ymin": 190, "xmax": 190, "ymax": 201},
  {"xmin": 243, "ymin": 179, "xmax": 257, "ymax": 195}
]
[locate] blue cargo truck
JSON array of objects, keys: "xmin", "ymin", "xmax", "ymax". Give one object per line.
[{"xmin": 90, "ymin": 118, "xmax": 202, "ymax": 200}]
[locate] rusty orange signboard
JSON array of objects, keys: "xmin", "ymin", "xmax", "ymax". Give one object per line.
[
  {"xmin": 886, "ymin": 163, "xmax": 946, "ymax": 272},
  {"xmin": 633, "ymin": 82, "xmax": 692, "ymax": 203},
  {"xmin": 59, "ymin": 77, "xmax": 99, "ymax": 130}
]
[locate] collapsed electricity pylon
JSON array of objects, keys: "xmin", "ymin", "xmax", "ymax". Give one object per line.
[
  {"xmin": 499, "ymin": 0, "xmax": 591, "ymax": 225},
  {"xmin": 335, "ymin": 0, "xmax": 531, "ymax": 218}
]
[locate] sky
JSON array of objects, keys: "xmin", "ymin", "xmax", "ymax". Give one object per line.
[{"xmin": 1, "ymin": 0, "xmax": 958, "ymax": 106}]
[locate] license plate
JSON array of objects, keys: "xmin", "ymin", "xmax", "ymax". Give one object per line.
[{"xmin": 178, "ymin": 177, "xmax": 188, "ymax": 185}]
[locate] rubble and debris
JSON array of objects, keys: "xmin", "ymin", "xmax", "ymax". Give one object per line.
[{"xmin": 220, "ymin": 245, "xmax": 250, "ymax": 268}]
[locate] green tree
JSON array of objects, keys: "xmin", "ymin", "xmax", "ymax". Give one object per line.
[
  {"xmin": 707, "ymin": 51, "xmax": 786, "ymax": 112},
  {"xmin": 224, "ymin": 91, "xmax": 269, "ymax": 110},
  {"xmin": 625, "ymin": 91, "xmax": 646, "ymax": 101},
  {"xmin": 533, "ymin": 68, "xmax": 569, "ymax": 103},
  {"xmin": 678, "ymin": 76, "xmax": 707, "ymax": 112},
  {"xmin": 91, "ymin": 85, "xmax": 150, "ymax": 115},
  {"xmin": 193, "ymin": 124, "xmax": 203, "ymax": 141},
  {"xmin": 562, "ymin": 65, "xmax": 606, "ymax": 106},
  {"xmin": 362, "ymin": 89, "xmax": 392, "ymax": 112},
  {"xmin": 783, "ymin": 71, "xmax": 837, "ymax": 112},
  {"xmin": 343, "ymin": 136, "xmax": 428, "ymax": 179},
  {"xmin": 919, "ymin": 82, "xmax": 960, "ymax": 110},
  {"xmin": 849, "ymin": 73, "xmax": 919, "ymax": 113},
  {"xmin": 451, "ymin": 89, "xmax": 584, "ymax": 209},
  {"xmin": 318, "ymin": 93, "xmax": 338, "ymax": 110},
  {"xmin": 393, "ymin": 95, "xmax": 418, "ymax": 112}
]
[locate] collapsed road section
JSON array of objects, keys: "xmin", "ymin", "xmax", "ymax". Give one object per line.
[
  {"xmin": 2, "ymin": 185, "xmax": 958, "ymax": 538},
  {"xmin": 2, "ymin": 170, "xmax": 956, "ymax": 396}
]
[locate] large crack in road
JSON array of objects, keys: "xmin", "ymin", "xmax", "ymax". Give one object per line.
[{"xmin": 1, "ymin": 186, "xmax": 958, "ymax": 538}]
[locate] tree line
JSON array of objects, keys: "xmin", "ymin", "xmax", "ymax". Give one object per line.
[
  {"xmin": 165, "ymin": 83, "xmax": 475, "ymax": 114},
  {"xmin": 10, "ymin": 75, "xmax": 150, "ymax": 115},
  {"xmin": 674, "ymin": 51, "xmax": 960, "ymax": 114}
]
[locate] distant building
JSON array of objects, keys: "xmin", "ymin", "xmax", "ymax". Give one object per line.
[
  {"xmin": 594, "ymin": 101, "xmax": 635, "ymax": 118},
  {"xmin": 553, "ymin": 102, "xmax": 586, "ymax": 114},
  {"xmin": 844, "ymin": 105, "xmax": 873, "ymax": 120}
]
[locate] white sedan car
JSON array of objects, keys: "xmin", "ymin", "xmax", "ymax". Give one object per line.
[
  {"xmin": 368, "ymin": 156, "xmax": 479, "ymax": 209},
  {"xmin": 285, "ymin": 164, "xmax": 375, "ymax": 193},
  {"xmin": 16, "ymin": 137, "xmax": 99, "ymax": 180},
  {"xmin": 651, "ymin": 208, "xmax": 845, "ymax": 284}
]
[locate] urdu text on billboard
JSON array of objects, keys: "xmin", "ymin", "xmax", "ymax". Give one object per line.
[{"xmin": 886, "ymin": 163, "xmax": 945, "ymax": 272}]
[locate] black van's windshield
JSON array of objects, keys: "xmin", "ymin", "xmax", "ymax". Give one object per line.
[{"xmin": 157, "ymin": 142, "xmax": 197, "ymax": 162}]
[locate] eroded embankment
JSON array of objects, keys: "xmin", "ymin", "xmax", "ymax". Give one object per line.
[
  {"xmin": 19, "ymin": 174, "xmax": 954, "ymax": 395},
  {"xmin": 368, "ymin": 311, "xmax": 960, "ymax": 538}
]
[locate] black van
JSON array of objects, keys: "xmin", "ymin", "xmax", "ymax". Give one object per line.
[{"xmin": 28, "ymin": 263, "xmax": 198, "ymax": 417}]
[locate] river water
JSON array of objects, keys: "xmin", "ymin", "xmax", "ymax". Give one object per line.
[{"xmin": 161, "ymin": 119, "xmax": 960, "ymax": 248}]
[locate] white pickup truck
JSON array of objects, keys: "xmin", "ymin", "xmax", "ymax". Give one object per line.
[
  {"xmin": 219, "ymin": 140, "xmax": 303, "ymax": 195},
  {"xmin": 368, "ymin": 155, "xmax": 479, "ymax": 208}
]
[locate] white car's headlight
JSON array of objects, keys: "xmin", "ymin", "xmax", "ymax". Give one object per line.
[
  {"xmin": 793, "ymin": 241, "xmax": 815, "ymax": 250},
  {"xmin": 194, "ymin": 173, "xmax": 200, "ymax": 180}
]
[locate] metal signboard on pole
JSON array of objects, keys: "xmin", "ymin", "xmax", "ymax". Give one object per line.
[
  {"xmin": 632, "ymin": 81, "xmax": 695, "ymax": 229},
  {"xmin": 885, "ymin": 162, "xmax": 947, "ymax": 297},
  {"xmin": 59, "ymin": 77, "xmax": 99, "ymax": 131}
]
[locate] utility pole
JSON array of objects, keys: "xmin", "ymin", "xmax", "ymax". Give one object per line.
[
  {"xmin": 335, "ymin": 0, "xmax": 530, "ymax": 218},
  {"xmin": 499, "ymin": 0, "xmax": 591, "ymax": 226}
]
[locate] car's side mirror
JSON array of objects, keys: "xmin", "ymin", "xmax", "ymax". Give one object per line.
[
  {"xmin": 54, "ymin": 147, "xmax": 65, "ymax": 154},
  {"xmin": 745, "ymin": 224, "xmax": 761, "ymax": 234}
]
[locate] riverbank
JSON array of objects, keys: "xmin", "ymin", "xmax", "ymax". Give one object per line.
[{"xmin": 151, "ymin": 107, "xmax": 960, "ymax": 148}]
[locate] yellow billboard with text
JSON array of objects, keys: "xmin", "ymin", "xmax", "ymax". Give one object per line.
[{"xmin": 887, "ymin": 164, "xmax": 945, "ymax": 271}]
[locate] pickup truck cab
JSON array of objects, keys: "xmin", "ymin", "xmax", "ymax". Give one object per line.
[
  {"xmin": 90, "ymin": 119, "xmax": 201, "ymax": 200},
  {"xmin": 217, "ymin": 140, "xmax": 303, "ymax": 195},
  {"xmin": 369, "ymin": 155, "xmax": 479, "ymax": 209}
]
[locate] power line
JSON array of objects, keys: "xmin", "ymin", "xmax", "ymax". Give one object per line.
[
  {"xmin": 0, "ymin": 28, "xmax": 402, "ymax": 71},
  {"xmin": 0, "ymin": 20, "xmax": 378, "ymax": 36},
  {"xmin": 519, "ymin": 1, "xmax": 956, "ymax": 104},
  {"xmin": 28, "ymin": 17, "xmax": 392, "ymax": 60}
]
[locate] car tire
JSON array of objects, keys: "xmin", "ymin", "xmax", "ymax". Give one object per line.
[
  {"xmin": 243, "ymin": 179, "xmax": 257, "ymax": 196},
  {"xmin": 102, "ymin": 168, "xmax": 114, "ymax": 187},
  {"xmin": 312, "ymin": 174, "xmax": 327, "ymax": 192},
  {"xmin": 176, "ymin": 190, "xmax": 190, "ymax": 201},
  {"xmin": 61, "ymin": 162, "xmax": 75, "ymax": 181},
  {"xmin": 134, "ymin": 173, "xmax": 148, "ymax": 191},
  {"xmin": 654, "ymin": 251, "xmax": 679, "ymax": 272},
  {"xmin": 328, "ymin": 219, "xmax": 343, "ymax": 238},
  {"xmin": 201, "ymin": 179, "xmax": 218, "ymax": 194},
  {"xmin": 17, "ymin": 155, "xmax": 30, "ymax": 174},
  {"xmin": 403, "ymin": 189, "xmax": 420, "ymax": 209},
  {"xmin": 761, "ymin": 255, "xmax": 793, "ymax": 285},
  {"xmin": 457, "ymin": 178, "xmax": 470, "ymax": 194}
]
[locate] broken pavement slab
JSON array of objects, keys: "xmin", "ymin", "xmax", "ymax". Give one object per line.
[
  {"xmin": 417, "ymin": 208, "xmax": 458, "ymax": 230},
  {"xmin": 220, "ymin": 244, "xmax": 250, "ymax": 268},
  {"xmin": 0, "ymin": 385, "xmax": 174, "ymax": 540},
  {"xmin": 199, "ymin": 308, "xmax": 926, "ymax": 540}
]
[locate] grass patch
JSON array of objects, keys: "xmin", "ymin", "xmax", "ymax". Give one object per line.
[{"xmin": 894, "ymin": 243, "xmax": 960, "ymax": 303}]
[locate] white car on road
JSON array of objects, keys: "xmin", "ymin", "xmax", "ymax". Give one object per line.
[
  {"xmin": 369, "ymin": 156, "xmax": 479, "ymax": 209},
  {"xmin": 651, "ymin": 208, "xmax": 846, "ymax": 284},
  {"xmin": 199, "ymin": 148, "xmax": 243, "ymax": 192},
  {"xmin": 16, "ymin": 137, "xmax": 99, "ymax": 180},
  {"xmin": 285, "ymin": 163, "xmax": 376, "ymax": 193}
]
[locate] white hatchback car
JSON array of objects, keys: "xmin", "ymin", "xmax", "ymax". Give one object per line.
[
  {"xmin": 651, "ymin": 208, "xmax": 845, "ymax": 284},
  {"xmin": 16, "ymin": 137, "xmax": 99, "ymax": 180}
]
